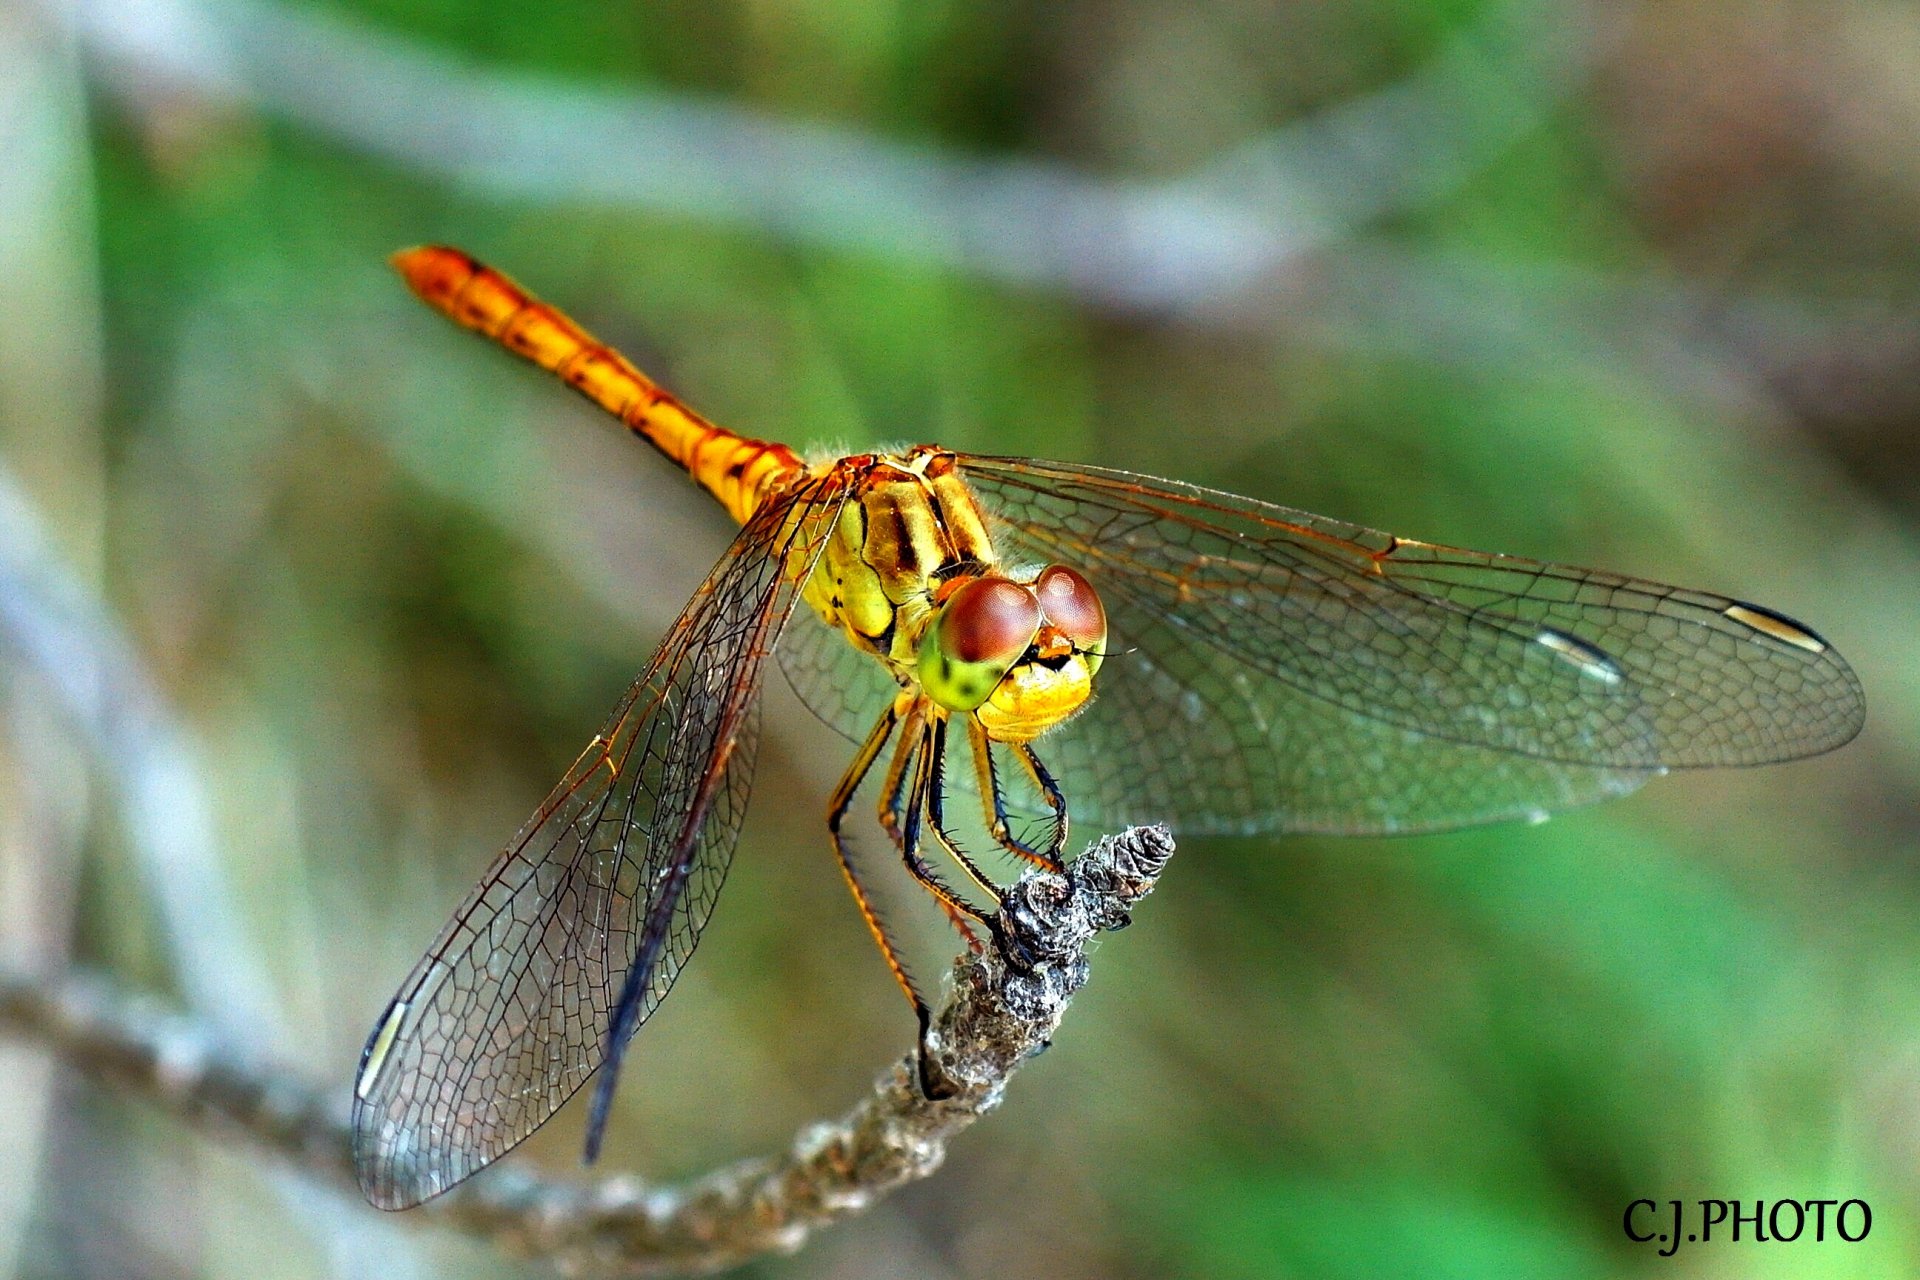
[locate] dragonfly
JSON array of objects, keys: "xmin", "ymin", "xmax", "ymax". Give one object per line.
[{"xmin": 352, "ymin": 246, "xmax": 1865, "ymax": 1210}]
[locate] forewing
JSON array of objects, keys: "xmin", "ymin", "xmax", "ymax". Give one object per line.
[
  {"xmin": 984, "ymin": 628, "xmax": 1653, "ymax": 835},
  {"xmin": 957, "ymin": 455, "xmax": 1863, "ymax": 835},
  {"xmin": 351, "ymin": 478, "xmax": 846, "ymax": 1209}
]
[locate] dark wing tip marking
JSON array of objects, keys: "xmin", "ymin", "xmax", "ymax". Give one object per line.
[
  {"xmin": 1722, "ymin": 601, "xmax": 1828, "ymax": 654},
  {"xmin": 1535, "ymin": 627, "xmax": 1625, "ymax": 686},
  {"xmin": 354, "ymin": 998, "xmax": 408, "ymax": 1102}
]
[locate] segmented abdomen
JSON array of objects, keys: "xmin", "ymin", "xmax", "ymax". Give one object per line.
[{"xmin": 393, "ymin": 246, "xmax": 804, "ymax": 525}]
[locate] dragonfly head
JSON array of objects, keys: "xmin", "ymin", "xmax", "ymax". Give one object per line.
[{"xmin": 919, "ymin": 565, "xmax": 1107, "ymax": 742}]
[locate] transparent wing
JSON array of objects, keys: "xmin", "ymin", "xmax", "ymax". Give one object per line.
[
  {"xmin": 777, "ymin": 603, "xmax": 899, "ymax": 747},
  {"xmin": 955, "ymin": 454, "xmax": 1864, "ymax": 836},
  {"xmin": 351, "ymin": 477, "xmax": 847, "ymax": 1209},
  {"xmin": 980, "ymin": 636, "xmax": 1653, "ymax": 836}
]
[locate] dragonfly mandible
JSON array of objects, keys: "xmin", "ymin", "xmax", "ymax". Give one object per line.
[{"xmin": 351, "ymin": 246, "xmax": 1865, "ymax": 1209}]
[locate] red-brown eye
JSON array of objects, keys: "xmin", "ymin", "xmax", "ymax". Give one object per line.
[
  {"xmin": 940, "ymin": 577, "xmax": 1042, "ymax": 664},
  {"xmin": 1035, "ymin": 565, "xmax": 1105, "ymax": 649}
]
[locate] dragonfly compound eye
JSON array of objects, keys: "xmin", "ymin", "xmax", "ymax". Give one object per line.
[
  {"xmin": 1036, "ymin": 565, "xmax": 1106, "ymax": 676},
  {"xmin": 921, "ymin": 577, "xmax": 1042, "ymax": 712}
]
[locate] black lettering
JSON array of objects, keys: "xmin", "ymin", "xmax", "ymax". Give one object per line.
[
  {"xmin": 1660, "ymin": 1199, "xmax": 1682, "ymax": 1257},
  {"xmin": 1837, "ymin": 1199, "xmax": 1870, "ymax": 1242}
]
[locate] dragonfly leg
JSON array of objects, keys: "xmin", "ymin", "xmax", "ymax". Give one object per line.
[
  {"xmin": 923, "ymin": 716, "xmax": 1007, "ymax": 919},
  {"xmin": 1015, "ymin": 741, "xmax": 1069, "ymax": 862},
  {"xmin": 965, "ymin": 716, "xmax": 1068, "ymax": 872},
  {"xmin": 878, "ymin": 706, "xmax": 993, "ymax": 950},
  {"xmin": 871, "ymin": 703, "xmax": 987, "ymax": 1102},
  {"xmin": 827, "ymin": 699, "xmax": 928, "ymax": 1019}
]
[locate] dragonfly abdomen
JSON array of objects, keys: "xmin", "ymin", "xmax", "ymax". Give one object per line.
[{"xmin": 392, "ymin": 246, "xmax": 804, "ymax": 524}]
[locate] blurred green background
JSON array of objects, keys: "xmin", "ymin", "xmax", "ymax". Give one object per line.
[{"xmin": 2, "ymin": 0, "xmax": 1918, "ymax": 1275}]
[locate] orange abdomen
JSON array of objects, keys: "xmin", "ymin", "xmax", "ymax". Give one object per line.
[{"xmin": 393, "ymin": 246, "xmax": 804, "ymax": 525}]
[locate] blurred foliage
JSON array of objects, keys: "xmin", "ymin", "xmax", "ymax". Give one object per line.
[{"xmin": 2, "ymin": 0, "xmax": 1918, "ymax": 1276}]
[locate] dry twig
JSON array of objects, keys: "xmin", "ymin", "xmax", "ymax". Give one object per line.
[{"xmin": 0, "ymin": 825, "xmax": 1174, "ymax": 1275}]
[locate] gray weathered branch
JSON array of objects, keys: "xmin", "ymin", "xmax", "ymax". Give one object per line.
[{"xmin": 0, "ymin": 825, "xmax": 1174, "ymax": 1275}]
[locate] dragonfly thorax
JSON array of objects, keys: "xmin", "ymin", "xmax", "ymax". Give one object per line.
[{"xmin": 800, "ymin": 450, "xmax": 1107, "ymax": 743}]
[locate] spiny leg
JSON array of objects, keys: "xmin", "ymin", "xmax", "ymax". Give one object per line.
[
  {"xmin": 965, "ymin": 715, "xmax": 1068, "ymax": 872},
  {"xmin": 923, "ymin": 716, "xmax": 1009, "ymax": 914},
  {"xmin": 878, "ymin": 703, "xmax": 992, "ymax": 950},
  {"xmin": 827, "ymin": 699, "xmax": 929, "ymax": 1023},
  {"xmin": 1015, "ymin": 741, "xmax": 1069, "ymax": 861},
  {"xmin": 875, "ymin": 704, "xmax": 997, "ymax": 1102}
]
